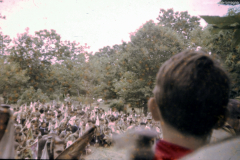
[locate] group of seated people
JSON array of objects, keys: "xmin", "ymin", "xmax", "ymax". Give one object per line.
[
  {"xmin": 12, "ymin": 99, "xmax": 162, "ymax": 159},
  {"xmin": 1, "ymin": 49, "xmax": 240, "ymax": 160}
]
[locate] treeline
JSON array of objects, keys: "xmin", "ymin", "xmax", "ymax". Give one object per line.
[{"xmin": 0, "ymin": 8, "xmax": 240, "ymax": 111}]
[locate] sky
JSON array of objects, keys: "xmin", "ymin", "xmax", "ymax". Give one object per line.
[{"xmin": 0, "ymin": 0, "xmax": 231, "ymax": 53}]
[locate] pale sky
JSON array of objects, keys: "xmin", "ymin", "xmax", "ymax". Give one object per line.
[{"xmin": 0, "ymin": 0, "xmax": 230, "ymax": 53}]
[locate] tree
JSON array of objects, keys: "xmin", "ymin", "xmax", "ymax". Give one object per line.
[
  {"xmin": 0, "ymin": 57, "xmax": 29, "ymax": 104},
  {"xmin": 8, "ymin": 29, "xmax": 86, "ymax": 99},
  {"xmin": 113, "ymin": 20, "xmax": 185, "ymax": 113},
  {"xmin": 218, "ymin": 0, "xmax": 240, "ymax": 5},
  {"xmin": 89, "ymin": 44, "xmax": 125, "ymax": 100},
  {"xmin": 18, "ymin": 86, "xmax": 50, "ymax": 105},
  {"xmin": 0, "ymin": 31, "xmax": 11, "ymax": 56},
  {"xmin": 50, "ymin": 53, "xmax": 87, "ymax": 99},
  {"xmin": 194, "ymin": 7, "xmax": 240, "ymax": 98},
  {"xmin": 157, "ymin": 8, "xmax": 201, "ymax": 46}
]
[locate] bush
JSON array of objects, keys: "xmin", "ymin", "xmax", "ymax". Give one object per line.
[
  {"xmin": 18, "ymin": 86, "xmax": 50, "ymax": 105},
  {"xmin": 109, "ymin": 99, "xmax": 125, "ymax": 112}
]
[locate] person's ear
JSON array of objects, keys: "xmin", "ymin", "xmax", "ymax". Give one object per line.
[{"xmin": 148, "ymin": 97, "xmax": 161, "ymax": 121}]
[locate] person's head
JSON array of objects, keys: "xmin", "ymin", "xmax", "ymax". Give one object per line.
[
  {"xmin": 46, "ymin": 112, "xmax": 52, "ymax": 120},
  {"xmin": 57, "ymin": 114, "xmax": 62, "ymax": 119},
  {"xmin": 23, "ymin": 128, "xmax": 28, "ymax": 135},
  {"xmin": 33, "ymin": 130, "xmax": 39, "ymax": 139},
  {"xmin": 110, "ymin": 116, "xmax": 115, "ymax": 122},
  {"xmin": 140, "ymin": 122, "xmax": 146, "ymax": 127},
  {"xmin": 31, "ymin": 119, "xmax": 37, "ymax": 126},
  {"xmin": 40, "ymin": 108, "xmax": 44, "ymax": 114},
  {"xmin": 149, "ymin": 49, "xmax": 230, "ymax": 138},
  {"xmin": 129, "ymin": 120, "xmax": 134, "ymax": 126},
  {"xmin": 41, "ymin": 122, "xmax": 47, "ymax": 128},
  {"xmin": 227, "ymin": 99, "xmax": 240, "ymax": 134},
  {"xmin": 106, "ymin": 128, "xmax": 112, "ymax": 134},
  {"xmin": 99, "ymin": 118, "xmax": 104, "ymax": 125},
  {"xmin": 135, "ymin": 121, "xmax": 139, "ymax": 126},
  {"xmin": 104, "ymin": 121, "xmax": 108, "ymax": 127},
  {"xmin": 15, "ymin": 126, "xmax": 21, "ymax": 133},
  {"xmin": 87, "ymin": 120, "xmax": 93, "ymax": 126},
  {"xmin": 82, "ymin": 123, "xmax": 86, "ymax": 129},
  {"xmin": 51, "ymin": 112, "xmax": 55, "ymax": 118},
  {"xmin": 147, "ymin": 119, "xmax": 152, "ymax": 124},
  {"xmin": 36, "ymin": 112, "xmax": 41, "ymax": 118},
  {"xmin": 15, "ymin": 132, "xmax": 22, "ymax": 142}
]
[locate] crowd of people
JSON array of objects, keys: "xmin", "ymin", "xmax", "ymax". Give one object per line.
[
  {"xmin": 12, "ymin": 99, "xmax": 162, "ymax": 159},
  {"xmin": 1, "ymin": 49, "xmax": 240, "ymax": 160}
]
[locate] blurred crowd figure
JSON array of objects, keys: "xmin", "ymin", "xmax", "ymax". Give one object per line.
[{"xmin": 11, "ymin": 99, "xmax": 162, "ymax": 159}]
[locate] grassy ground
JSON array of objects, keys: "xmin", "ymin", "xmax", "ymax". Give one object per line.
[{"xmin": 83, "ymin": 146, "xmax": 128, "ymax": 160}]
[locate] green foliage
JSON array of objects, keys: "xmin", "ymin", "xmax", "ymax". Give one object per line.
[
  {"xmin": 18, "ymin": 86, "xmax": 50, "ymax": 105},
  {"xmin": 109, "ymin": 99, "xmax": 125, "ymax": 112},
  {"xmin": 200, "ymin": 6, "xmax": 240, "ymax": 47},
  {"xmin": 7, "ymin": 29, "xmax": 86, "ymax": 102},
  {"xmin": 113, "ymin": 20, "xmax": 185, "ymax": 111},
  {"xmin": 226, "ymin": 6, "xmax": 240, "ymax": 16},
  {"xmin": 2, "ymin": 7, "xmax": 240, "ymax": 106},
  {"xmin": 218, "ymin": 0, "xmax": 240, "ymax": 5},
  {"xmin": 157, "ymin": 8, "xmax": 201, "ymax": 46},
  {"xmin": 0, "ymin": 57, "xmax": 29, "ymax": 104}
]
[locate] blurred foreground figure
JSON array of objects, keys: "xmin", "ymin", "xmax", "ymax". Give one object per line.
[
  {"xmin": 210, "ymin": 99, "xmax": 240, "ymax": 143},
  {"xmin": 181, "ymin": 99, "xmax": 240, "ymax": 160},
  {"xmin": 0, "ymin": 104, "xmax": 15, "ymax": 159},
  {"xmin": 38, "ymin": 134, "xmax": 65, "ymax": 159},
  {"xmin": 181, "ymin": 135, "xmax": 240, "ymax": 160},
  {"xmin": 148, "ymin": 49, "xmax": 230, "ymax": 160}
]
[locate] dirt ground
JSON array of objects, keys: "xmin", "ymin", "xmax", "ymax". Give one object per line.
[{"xmin": 82, "ymin": 146, "xmax": 129, "ymax": 160}]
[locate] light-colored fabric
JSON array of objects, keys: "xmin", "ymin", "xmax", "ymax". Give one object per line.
[
  {"xmin": 40, "ymin": 141, "xmax": 49, "ymax": 159},
  {"xmin": 210, "ymin": 128, "xmax": 233, "ymax": 143},
  {"xmin": 0, "ymin": 111, "xmax": 15, "ymax": 159},
  {"xmin": 181, "ymin": 136, "xmax": 240, "ymax": 160}
]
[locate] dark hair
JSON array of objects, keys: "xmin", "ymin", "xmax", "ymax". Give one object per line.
[
  {"xmin": 15, "ymin": 132, "xmax": 22, "ymax": 136},
  {"xmin": 129, "ymin": 120, "xmax": 133, "ymax": 125},
  {"xmin": 40, "ymin": 108, "xmax": 44, "ymax": 114},
  {"xmin": 110, "ymin": 116, "xmax": 115, "ymax": 122},
  {"xmin": 153, "ymin": 49, "xmax": 230, "ymax": 138},
  {"xmin": 80, "ymin": 111, "xmax": 85, "ymax": 115}
]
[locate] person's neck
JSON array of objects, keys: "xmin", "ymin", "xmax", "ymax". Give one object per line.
[{"xmin": 161, "ymin": 121, "xmax": 209, "ymax": 150}]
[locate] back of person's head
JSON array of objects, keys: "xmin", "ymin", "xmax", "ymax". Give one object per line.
[
  {"xmin": 40, "ymin": 108, "xmax": 44, "ymax": 114},
  {"xmin": 153, "ymin": 49, "xmax": 230, "ymax": 138},
  {"xmin": 110, "ymin": 116, "xmax": 115, "ymax": 122}
]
